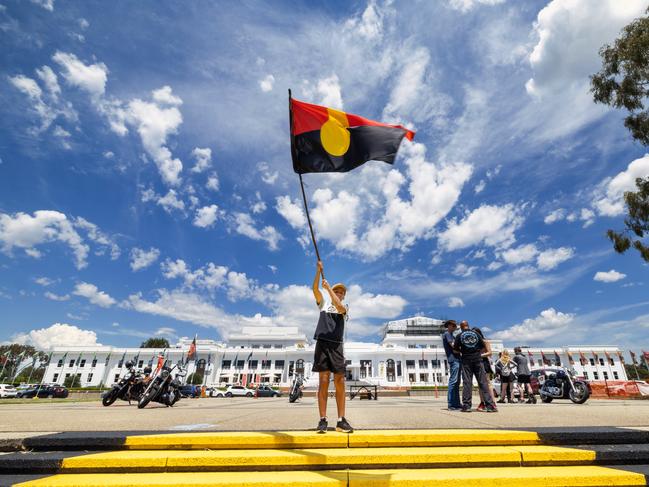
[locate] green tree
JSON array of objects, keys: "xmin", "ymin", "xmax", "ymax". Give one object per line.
[
  {"xmin": 591, "ymin": 8, "xmax": 649, "ymax": 262},
  {"xmin": 0, "ymin": 344, "xmax": 46, "ymax": 382},
  {"xmin": 63, "ymin": 374, "xmax": 82, "ymax": 388},
  {"xmin": 187, "ymin": 372, "xmax": 204, "ymax": 385},
  {"xmin": 626, "ymin": 363, "xmax": 649, "ymax": 380},
  {"xmin": 140, "ymin": 338, "xmax": 170, "ymax": 349}
]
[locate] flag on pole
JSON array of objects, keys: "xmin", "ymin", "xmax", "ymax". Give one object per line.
[
  {"xmin": 186, "ymin": 335, "xmax": 197, "ymax": 362},
  {"xmin": 579, "ymin": 351, "xmax": 587, "ymax": 366},
  {"xmin": 566, "ymin": 351, "xmax": 575, "ymax": 365},
  {"xmin": 617, "ymin": 351, "xmax": 625, "ymax": 365},
  {"xmin": 593, "ymin": 351, "xmax": 599, "ymax": 362},
  {"xmin": 289, "ymin": 96, "xmax": 415, "ymax": 174},
  {"xmin": 630, "ymin": 350, "xmax": 638, "ymax": 365},
  {"xmin": 605, "ymin": 351, "xmax": 612, "ymax": 365},
  {"xmin": 528, "ymin": 351, "xmax": 534, "ymax": 368},
  {"xmin": 541, "ymin": 351, "xmax": 550, "ymax": 366},
  {"xmin": 554, "ymin": 351, "xmax": 561, "ymax": 365}
]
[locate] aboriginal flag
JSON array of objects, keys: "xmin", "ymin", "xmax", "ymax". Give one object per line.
[{"xmin": 290, "ymin": 97, "xmax": 415, "ymax": 174}]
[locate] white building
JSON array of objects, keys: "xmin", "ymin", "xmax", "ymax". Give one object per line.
[{"xmin": 41, "ymin": 317, "xmax": 628, "ymax": 388}]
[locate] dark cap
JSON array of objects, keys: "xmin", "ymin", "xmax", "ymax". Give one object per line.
[{"xmin": 444, "ymin": 319, "xmax": 457, "ymax": 327}]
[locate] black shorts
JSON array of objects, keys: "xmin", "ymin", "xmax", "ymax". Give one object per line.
[
  {"xmin": 500, "ymin": 374, "xmax": 513, "ymax": 383},
  {"xmin": 518, "ymin": 374, "xmax": 531, "ymax": 384},
  {"xmin": 312, "ymin": 340, "xmax": 346, "ymax": 374}
]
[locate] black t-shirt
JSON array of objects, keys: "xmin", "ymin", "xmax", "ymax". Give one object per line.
[
  {"xmin": 313, "ymin": 298, "xmax": 348, "ymax": 343},
  {"xmin": 453, "ymin": 329, "xmax": 484, "ymax": 360}
]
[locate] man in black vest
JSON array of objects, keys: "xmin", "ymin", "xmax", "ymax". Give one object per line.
[{"xmin": 312, "ymin": 261, "xmax": 353, "ymax": 433}]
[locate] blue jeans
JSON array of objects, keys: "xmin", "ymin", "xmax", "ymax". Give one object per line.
[{"xmin": 447, "ymin": 360, "xmax": 461, "ymax": 409}]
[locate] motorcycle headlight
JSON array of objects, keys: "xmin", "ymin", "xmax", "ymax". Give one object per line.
[{"xmin": 162, "ymin": 370, "xmax": 169, "ymax": 378}]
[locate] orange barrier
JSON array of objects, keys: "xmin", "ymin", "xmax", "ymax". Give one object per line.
[{"xmin": 589, "ymin": 380, "xmax": 649, "ymax": 398}]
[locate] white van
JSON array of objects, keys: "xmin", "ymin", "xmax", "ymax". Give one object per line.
[{"xmin": 0, "ymin": 384, "xmax": 18, "ymax": 398}]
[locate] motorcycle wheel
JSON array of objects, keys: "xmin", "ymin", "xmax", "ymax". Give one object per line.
[
  {"xmin": 171, "ymin": 391, "xmax": 180, "ymax": 406},
  {"xmin": 138, "ymin": 384, "xmax": 158, "ymax": 409},
  {"xmin": 102, "ymin": 389, "xmax": 119, "ymax": 407},
  {"xmin": 569, "ymin": 382, "xmax": 590, "ymax": 404},
  {"xmin": 540, "ymin": 395, "xmax": 553, "ymax": 403}
]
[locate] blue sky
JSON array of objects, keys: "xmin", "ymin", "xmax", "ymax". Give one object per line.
[{"xmin": 1, "ymin": 0, "xmax": 649, "ymax": 351}]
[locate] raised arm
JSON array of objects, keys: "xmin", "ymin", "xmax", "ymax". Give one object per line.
[
  {"xmin": 312, "ymin": 261, "xmax": 324, "ymax": 305},
  {"xmin": 322, "ymin": 279, "xmax": 346, "ymax": 314}
]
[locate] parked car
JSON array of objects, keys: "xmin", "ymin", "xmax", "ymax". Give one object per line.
[
  {"xmin": 255, "ymin": 385, "xmax": 281, "ymax": 398},
  {"xmin": 224, "ymin": 385, "xmax": 254, "ymax": 397},
  {"xmin": 210, "ymin": 388, "xmax": 225, "ymax": 398},
  {"xmin": 0, "ymin": 384, "xmax": 18, "ymax": 398},
  {"xmin": 17, "ymin": 385, "xmax": 69, "ymax": 399},
  {"xmin": 179, "ymin": 385, "xmax": 201, "ymax": 398},
  {"xmin": 493, "ymin": 374, "xmax": 541, "ymax": 400}
]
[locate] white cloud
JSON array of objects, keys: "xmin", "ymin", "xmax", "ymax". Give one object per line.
[
  {"xmin": 492, "ymin": 308, "xmax": 575, "ymax": 343},
  {"xmin": 206, "ymin": 173, "xmax": 219, "ymax": 191},
  {"xmin": 0, "ymin": 210, "xmax": 89, "ymax": 269},
  {"xmin": 275, "ymin": 196, "xmax": 307, "ymax": 229},
  {"xmin": 226, "ymin": 271, "xmax": 254, "ymax": 301},
  {"xmin": 130, "ymin": 247, "xmax": 160, "ymax": 271},
  {"xmin": 251, "ymin": 199, "xmax": 267, "ymax": 215},
  {"xmin": 536, "ymin": 246, "xmax": 574, "ymax": 271},
  {"xmin": 544, "ymin": 208, "xmax": 566, "ymax": 224},
  {"xmin": 29, "ymin": 0, "xmax": 54, "ymax": 11},
  {"xmin": 258, "ymin": 162, "xmax": 279, "ymax": 185},
  {"xmin": 438, "ymin": 204, "xmax": 523, "ymax": 252},
  {"xmin": 73, "ymin": 282, "xmax": 116, "ymax": 308},
  {"xmin": 233, "ymin": 212, "xmax": 282, "ymax": 251},
  {"xmin": 259, "ymin": 74, "xmax": 275, "ymax": 92},
  {"xmin": 594, "ymin": 154, "xmax": 649, "ymax": 217},
  {"xmin": 34, "ymin": 277, "xmax": 55, "ymax": 287},
  {"xmin": 449, "ymin": 0, "xmax": 505, "ymax": 13},
  {"xmin": 452, "ymin": 263, "xmax": 477, "ymax": 277},
  {"xmin": 44, "ymin": 291, "xmax": 70, "ymax": 301},
  {"xmin": 523, "ymin": 0, "xmax": 646, "ymax": 139},
  {"xmin": 594, "ymin": 269, "xmax": 626, "ymax": 283},
  {"xmin": 73, "ymin": 216, "xmax": 120, "ymax": 260},
  {"xmin": 447, "ymin": 296, "xmax": 465, "ymax": 308},
  {"xmin": 103, "ymin": 151, "xmax": 114, "ymax": 159},
  {"xmin": 193, "ymin": 204, "xmax": 220, "ymax": 228},
  {"xmin": 11, "ymin": 323, "xmax": 100, "ymax": 350},
  {"xmin": 152, "ymin": 85, "xmax": 182, "ymax": 106},
  {"xmin": 474, "ymin": 180, "xmax": 486, "ymax": 194},
  {"xmin": 302, "ymin": 74, "xmax": 343, "ymax": 109},
  {"xmin": 190, "ymin": 147, "xmax": 212, "ymax": 174},
  {"xmin": 35, "ymin": 65, "xmax": 61, "ymax": 98},
  {"xmin": 156, "ymin": 189, "xmax": 185, "ymax": 213},
  {"xmin": 161, "ymin": 259, "xmax": 229, "ymax": 291},
  {"xmin": 501, "ymin": 243, "xmax": 538, "ymax": 265},
  {"xmin": 344, "ymin": 1, "xmax": 383, "ymax": 40},
  {"xmin": 53, "ymin": 51, "xmax": 107, "ymax": 98}
]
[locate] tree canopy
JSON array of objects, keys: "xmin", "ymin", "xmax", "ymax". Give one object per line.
[
  {"xmin": 140, "ymin": 337, "xmax": 170, "ymax": 349},
  {"xmin": 591, "ymin": 8, "xmax": 649, "ymax": 262}
]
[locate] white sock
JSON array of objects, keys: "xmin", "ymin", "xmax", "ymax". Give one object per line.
[{"xmin": 338, "ymin": 417, "xmax": 343, "ymax": 422}]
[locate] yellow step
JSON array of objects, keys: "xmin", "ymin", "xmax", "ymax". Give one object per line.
[
  {"xmin": 14, "ymin": 466, "xmax": 648, "ymax": 487},
  {"xmin": 122, "ymin": 429, "xmax": 541, "ymax": 450},
  {"xmin": 59, "ymin": 445, "xmax": 595, "ymax": 471}
]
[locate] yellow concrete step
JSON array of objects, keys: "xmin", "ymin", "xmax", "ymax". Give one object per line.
[
  {"xmin": 57, "ymin": 445, "xmax": 595, "ymax": 471},
  {"xmin": 13, "ymin": 466, "xmax": 649, "ymax": 486},
  {"xmin": 122, "ymin": 429, "xmax": 541, "ymax": 450}
]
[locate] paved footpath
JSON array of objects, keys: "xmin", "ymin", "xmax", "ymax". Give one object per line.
[{"xmin": 0, "ymin": 396, "xmax": 647, "ymax": 434}]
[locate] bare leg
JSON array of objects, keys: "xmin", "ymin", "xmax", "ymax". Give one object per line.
[
  {"xmin": 333, "ymin": 373, "xmax": 346, "ymax": 418},
  {"xmin": 318, "ymin": 372, "xmax": 330, "ymax": 418}
]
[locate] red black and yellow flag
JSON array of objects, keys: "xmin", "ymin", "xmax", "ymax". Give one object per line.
[{"xmin": 290, "ymin": 97, "xmax": 415, "ymax": 174}]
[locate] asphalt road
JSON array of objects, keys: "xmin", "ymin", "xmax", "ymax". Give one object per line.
[{"xmin": 0, "ymin": 396, "xmax": 647, "ymax": 433}]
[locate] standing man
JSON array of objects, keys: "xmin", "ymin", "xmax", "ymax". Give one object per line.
[
  {"xmin": 442, "ymin": 320, "xmax": 462, "ymax": 411},
  {"xmin": 312, "ymin": 261, "xmax": 353, "ymax": 434},
  {"xmin": 513, "ymin": 347, "xmax": 537, "ymax": 404},
  {"xmin": 453, "ymin": 321, "xmax": 497, "ymax": 413}
]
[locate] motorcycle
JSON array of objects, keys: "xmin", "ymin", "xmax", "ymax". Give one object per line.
[
  {"xmin": 539, "ymin": 367, "xmax": 590, "ymax": 404},
  {"xmin": 137, "ymin": 360, "xmax": 186, "ymax": 409},
  {"xmin": 288, "ymin": 374, "xmax": 304, "ymax": 403},
  {"xmin": 102, "ymin": 361, "xmax": 147, "ymax": 406}
]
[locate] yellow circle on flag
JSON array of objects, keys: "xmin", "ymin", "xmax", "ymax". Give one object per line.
[{"xmin": 320, "ymin": 116, "xmax": 350, "ymax": 157}]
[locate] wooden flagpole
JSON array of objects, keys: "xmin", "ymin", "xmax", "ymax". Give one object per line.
[{"xmin": 289, "ymin": 88, "xmax": 324, "ymax": 277}]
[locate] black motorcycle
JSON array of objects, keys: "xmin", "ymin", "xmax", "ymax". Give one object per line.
[
  {"xmin": 137, "ymin": 360, "xmax": 185, "ymax": 409},
  {"xmin": 288, "ymin": 374, "xmax": 304, "ymax": 403},
  {"xmin": 539, "ymin": 367, "xmax": 590, "ymax": 404},
  {"xmin": 102, "ymin": 362, "xmax": 147, "ymax": 406}
]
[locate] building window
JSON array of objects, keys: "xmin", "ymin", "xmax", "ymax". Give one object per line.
[
  {"xmin": 52, "ymin": 373, "xmax": 59, "ymax": 382},
  {"xmin": 613, "ymin": 371, "xmax": 619, "ymax": 379},
  {"xmin": 118, "ymin": 360, "xmax": 124, "ymax": 368},
  {"xmin": 386, "ymin": 359, "xmax": 396, "ymax": 382},
  {"xmin": 603, "ymin": 371, "xmax": 609, "ymax": 380},
  {"xmin": 419, "ymin": 373, "xmax": 428, "ymax": 382},
  {"xmin": 406, "ymin": 360, "xmax": 415, "ymax": 369},
  {"xmin": 221, "ymin": 360, "xmax": 231, "ymax": 370},
  {"xmin": 418, "ymin": 360, "xmax": 428, "ymax": 369},
  {"xmin": 590, "ymin": 358, "xmax": 595, "ymax": 366},
  {"xmin": 263, "ymin": 344, "xmax": 272, "ymax": 349},
  {"xmin": 583, "ymin": 371, "xmax": 588, "ymax": 379},
  {"xmin": 408, "ymin": 373, "xmax": 416, "ymax": 383},
  {"xmin": 57, "ymin": 360, "xmax": 63, "ymax": 367},
  {"xmin": 593, "ymin": 372, "xmax": 599, "ymax": 380},
  {"xmin": 236, "ymin": 360, "xmax": 245, "ymax": 369},
  {"xmin": 262, "ymin": 360, "xmax": 271, "ymax": 370},
  {"xmin": 79, "ymin": 359, "xmax": 86, "ymax": 368},
  {"xmin": 538, "ymin": 359, "xmax": 543, "ymax": 366},
  {"xmin": 274, "ymin": 345, "xmax": 282, "ymax": 349},
  {"xmin": 87, "ymin": 373, "xmax": 93, "ymax": 383},
  {"xmin": 431, "ymin": 360, "xmax": 441, "ymax": 368},
  {"xmin": 396, "ymin": 361, "xmax": 402, "ymax": 377},
  {"xmin": 288, "ymin": 361, "xmax": 294, "ymax": 376},
  {"xmin": 249, "ymin": 360, "xmax": 258, "ymax": 369},
  {"xmin": 599, "ymin": 358, "xmax": 605, "ymax": 366},
  {"xmin": 69, "ymin": 360, "xmax": 75, "ymax": 367},
  {"xmin": 408, "ymin": 345, "xmax": 416, "ymax": 349},
  {"xmin": 138, "ymin": 360, "xmax": 144, "ymax": 368},
  {"xmin": 252, "ymin": 345, "xmax": 260, "ymax": 348},
  {"xmin": 360, "ymin": 360, "xmax": 372, "ymax": 379},
  {"xmin": 275, "ymin": 360, "xmax": 285, "ymax": 369},
  {"xmin": 91, "ymin": 359, "xmax": 97, "ymax": 367},
  {"xmin": 114, "ymin": 374, "xmax": 120, "ymax": 383}
]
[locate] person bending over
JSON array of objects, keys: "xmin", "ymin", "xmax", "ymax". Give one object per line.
[{"xmin": 312, "ymin": 261, "xmax": 353, "ymax": 433}]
